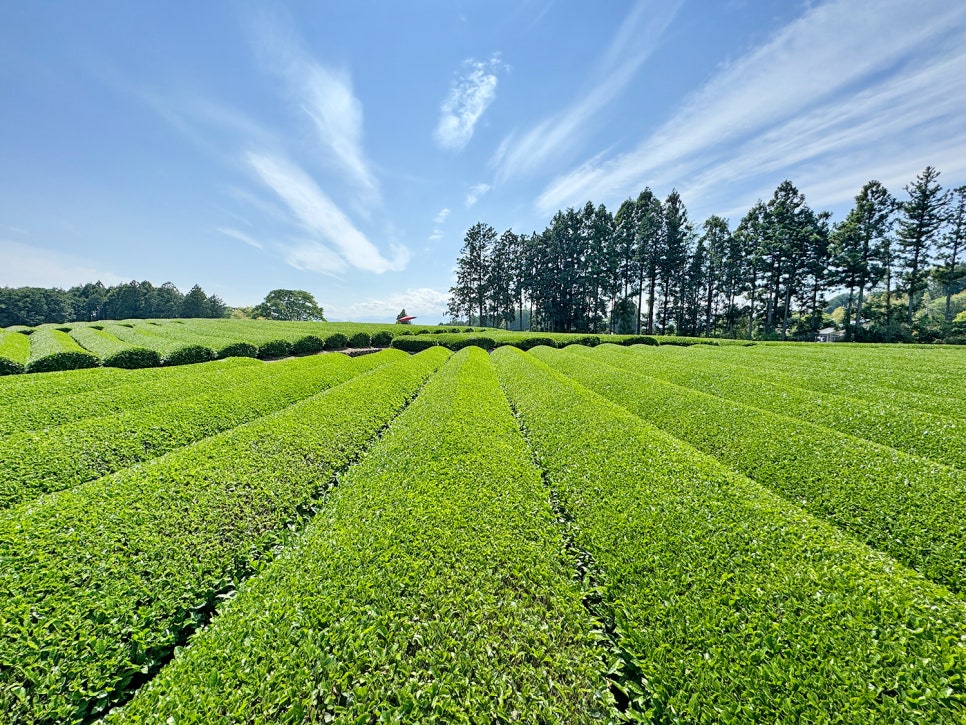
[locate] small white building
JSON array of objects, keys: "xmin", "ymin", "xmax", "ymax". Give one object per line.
[{"xmin": 816, "ymin": 327, "xmax": 845, "ymax": 343}]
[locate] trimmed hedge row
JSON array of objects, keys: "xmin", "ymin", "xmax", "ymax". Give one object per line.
[
  {"xmin": 0, "ymin": 331, "xmax": 29, "ymax": 375},
  {"xmin": 693, "ymin": 344, "xmax": 966, "ymax": 421},
  {"xmin": 493, "ymin": 345, "xmax": 966, "ymax": 723},
  {"xmin": 0, "ymin": 358, "xmax": 264, "ymax": 439},
  {"xmin": 722, "ymin": 344, "xmax": 966, "ymax": 401},
  {"xmin": 0, "ymin": 350, "xmax": 406, "ymax": 509},
  {"xmin": 597, "ymin": 344, "xmax": 966, "ymax": 470},
  {"xmin": 24, "ymin": 328, "xmax": 100, "ymax": 373},
  {"xmin": 68, "ymin": 326, "xmax": 161, "ymax": 368},
  {"xmin": 534, "ymin": 345, "xmax": 966, "ymax": 594},
  {"xmin": 110, "ymin": 347, "xmax": 612, "ymax": 722},
  {"xmin": 0, "ymin": 347, "xmax": 450, "ymax": 724}
]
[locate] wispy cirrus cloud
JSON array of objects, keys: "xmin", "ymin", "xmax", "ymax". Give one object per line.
[
  {"xmin": 465, "ymin": 183, "xmax": 491, "ymax": 207},
  {"xmin": 217, "ymin": 227, "xmax": 264, "ymax": 250},
  {"xmin": 435, "ymin": 55, "xmax": 506, "ymax": 151},
  {"xmin": 252, "ymin": 15, "xmax": 379, "ymax": 200},
  {"xmin": 537, "ymin": 0, "xmax": 966, "ymax": 218},
  {"xmin": 246, "ymin": 152, "xmax": 408, "ymax": 274},
  {"xmin": 428, "ymin": 207, "xmax": 451, "ymax": 241},
  {"xmin": 494, "ymin": 0, "xmax": 681, "ymax": 182}
]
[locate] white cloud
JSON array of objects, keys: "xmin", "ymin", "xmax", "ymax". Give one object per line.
[
  {"xmin": 333, "ymin": 287, "xmax": 450, "ymax": 321},
  {"xmin": 0, "ymin": 240, "xmax": 127, "ymax": 289},
  {"xmin": 253, "ymin": 16, "xmax": 379, "ymax": 199},
  {"xmin": 536, "ymin": 0, "xmax": 966, "ymax": 217},
  {"xmin": 283, "ymin": 242, "xmax": 348, "ymax": 275},
  {"xmin": 435, "ymin": 55, "xmax": 505, "ymax": 151},
  {"xmin": 433, "ymin": 208, "xmax": 451, "ymax": 225},
  {"xmin": 246, "ymin": 152, "xmax": 409, "ymax": 273},
  {"xmin": 494, "ymin": 0, "xmax": 680, "ymax": 182},
  {"xmin": 216, "ymin": 227, "xmax": 264, "ymax": 250},
  {"xmin": 465, "ymin": 183, "xmax": 491, "ymax": 207}
]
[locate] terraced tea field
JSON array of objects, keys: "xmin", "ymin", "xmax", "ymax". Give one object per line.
[{"xmin": 2, "ymin": 341, "xmax": 965, "ymax": 723}]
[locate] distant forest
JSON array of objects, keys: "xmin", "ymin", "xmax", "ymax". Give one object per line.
[
  {"xmin": 447, "ymin": 166, "xmax": 966, "ymax": 343},
  {"xmin": 0, "ymin": 280, "xmax": 227, "ymax": 328}
]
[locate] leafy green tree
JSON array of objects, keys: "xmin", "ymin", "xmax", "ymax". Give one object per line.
[
  {"xmin": 936, "ymin": 185, "xmax": 966, "ymax": 324},
  {"xmin": 449, "ymin": 222, "xmax": 496, "ymax": 326},
  {"xmin": 830, "ymin": 181, "xmax": 895, "ymax": 338},
  {"xmin": 897, "ymin": 166, "xmax": 948, "ymax": 325},
  {"xmin": 253, "ymin": 289, "xmax": 325, "ymax": 321},
  {"xmin": 181, "ymin": 284, "xmax": 212, "ymax": 318}
]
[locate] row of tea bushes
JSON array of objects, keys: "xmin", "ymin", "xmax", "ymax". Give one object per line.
[
  {"xmin": 686, "ymin": 343, "xmax": 966, "ymax": 421},
  {"xmin": 534, "ymin": 345, "xmax": 966, "ymax": 594},
  {"xmin": 0, "ymin": 351, "xmax": 405, "ymax": 509},
  {"xmin": 24, "ymin": 328, "xmax": 100, "ymax": 373},
  {"xmin": 0, "ymin": 358, "xmax": 260, "ymax": 439},
  {"xmin": 0, "ymin": 348, "xmax": 450, "ymax": 724},
  {"xmin": 595, "ymin": 344, "xmax": 966, "ymax": 470},
  {"xmin": 109, "ymin": 347, "xmax": 614, "ymax": 722},
  {"xmin": 0, "ymin": 329, "xmax": 30, "ymax": 374},
  {"xmin": 494, "ymin": 346, "xmax": 966, "ymax": 723}
]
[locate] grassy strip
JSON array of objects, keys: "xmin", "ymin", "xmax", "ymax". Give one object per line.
[
  {"xmin": 0, "ymin": 331, "xmax": 29, "ymax": 375},
  {"xmin": 0, "ymin": 350, "xmax": 406, "ymax": 509},
  {"xmin": 686, "ymin": 344, "xmax": 966, "ymax": 421},
  {"xmin": 109, "ymin": 347, "xmax": 613, "ymax": 723},
  {"xmin": 68, "ymin": 326, "xmax": 161, "ymax": 368},
  {"xmin": 591, "ymin": 344, "xmax": 966, "ymax": 470},
  {"xmin": 103, "ymin": 323, "xmax": 217, "ymax": 365},
  {"xmin": 718, "ymin": 344, "xmax": 966, "ymax": 401},
  {"xmin": 25, "ymin": 328, "xmax": 100, "ymax": 373},
  {"xmin": 0, "ymin": 347, "xmax": 450, "ymax": 724},
  {"xmin": 533, "ymin": 345, "xmax": 966, "ymax": 594},
  {"xmin": 493, "ymin": 346, "xmax": 966, "ymax": 722},
  {"xmin": 0, "ymin": 358, "xmax": 276, "ymax": 439},
  {"xmin": 0, "ymin": 356, "xmax": 258, "ymax": 403}
]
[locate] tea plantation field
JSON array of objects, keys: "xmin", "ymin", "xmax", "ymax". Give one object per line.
[{"xmin": 1, "ymin": 341, "xmax": 965, "ymax": 723}]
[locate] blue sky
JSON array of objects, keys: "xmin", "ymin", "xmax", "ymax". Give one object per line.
[{"xmin": 2, "ymin": 1, "xmax": 965, "ymax": 322}]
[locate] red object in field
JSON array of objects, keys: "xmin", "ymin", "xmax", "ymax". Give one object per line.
[{"xmin": 397, "ymin": 315, "xmax": 416, "ymax": 322}]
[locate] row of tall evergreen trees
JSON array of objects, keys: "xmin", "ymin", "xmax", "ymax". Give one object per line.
[
  {"xmin": 0, "ymin": 280, "xmax": 227, "ymax": 328},
  {"xmin": 447, "ymin": 166, "xmax": 966, "ymax": 341}
]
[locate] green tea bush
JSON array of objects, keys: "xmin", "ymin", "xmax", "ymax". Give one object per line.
[
  {"xmin": 347, "ymin": 331, "xmax": 371, "ymax": 348},
  {"xmin": 256, "ymin": 339, "xmax": 292, "ymax": 359},
  {"xmin": 25, "ymin": 329, "xmax": 100, "ymax": 373},
  {"xmin": 110, "ymin": 348, "xmax": 611, "ymax": 723},
  {"xmin": 371, "ymin": 330, "xmax": 394, "ymax": 347},
  {"xmin": 0, "ymin": 331, "xmax": 29, "ymax": 375},
  {"xmin": 323, "ymin": 332, "xmax": 349, "ymax": 350},
  {"xmin": 494, "ymin": 346, "xmax": 966, "ymax": 723},
  {"xmin": 163, "ymin": 344, "xmax": 214, "ymax": 366},
  {"xmin": 0, "ymin": 349, "xmax": 451, "ymax": 723},
  {"xmin": 291, "ymin": 335, "xmax": 325, "ymax": 355},
  {"xmin": 214, "ymin": 341, "xmax": 259, "ymax": 359}
]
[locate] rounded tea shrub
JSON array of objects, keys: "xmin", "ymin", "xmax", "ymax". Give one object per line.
[
  {"xmin": 257, "ymin": 339, "xmax": 293, "ymax": 359},
  {"xmin": 163, "ymin": 345, "xmax": 215, "ymax": 367},
  {"xmin": 292, "ymin": 335, "xmax": 325, "ymax": 355},
  {"xmin": 323, "ymin": 333, "xmax": 349, "ymax": 350},
  {"xmin": 347, "ymin": 331, "xmax": 372, "ymax": 348},
  {"xmin": 104, "ymin": 347, "xmax": 163, "ymax": 369},
  {"xmin": 371, "ymin": 330, "xmax": 394, "ymax": 347},
  {"xmin": 26, "ymin": 351, "xmax": 101, "ymax": 373},
  {"xmin": 216, "ymin": 342, "xmax": 259, "ymax": 359}
]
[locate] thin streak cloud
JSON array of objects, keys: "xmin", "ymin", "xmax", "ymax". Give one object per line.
[
  {"xmin": 494, "ymin": 0, "xmax": 681, "ymax": 182},
  {"xmin": 537, "ymin": 0, "xmax": 966, "ymax": 217},
  {"xmin": 253, "ymin": 15, "xmax": 379, "ymax": 199},
  {"xmin": 246, "ymin": 152, "xmax": 408, "ymax": 274}
]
